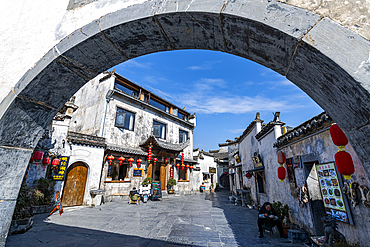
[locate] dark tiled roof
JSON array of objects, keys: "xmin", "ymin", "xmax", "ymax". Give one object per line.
[
  {"xmin": 273, "ymin": 112, "xmax": 332, "ymax": 148},
  {"xmin": 106, "ymin": 143, "xmax": 148, "ymax": 156},
  {"xmin": 67, "ymin": 132, "xmax": 106, "ymax": 148},
  {"xmin": 140, "ymin": 136, "xmax": 190, "ymax": 152}
]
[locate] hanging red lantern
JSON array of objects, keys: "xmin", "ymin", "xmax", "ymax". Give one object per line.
[
  {"xmin": 42, "ymin": 157, "xmax": 50, "ymax": 165},
  {"xmin": 335, "ymin": 151, "xmax": 355, "ymax": 180},
  {"xmin": 181, "ymin": 153, "xmax": 184, "ymax": 164},
  {"xmin": 277, "ymin": 151, "xmax": 285, "ymax": 165},
  {"xmin": 137, "ymin": 159, "xmax": 142, "ymax": 168},
  {"xmin": 186, "ymin": 164, "xmax": 189, "ymax": 169},
  {"xmin": 164, "ymin": 158, "xmax": 169, "ymax": 164},
  {"xmin": 330, "ymin": 124, "xmax": 348, "ymax": 147},
  {"xmin": 52, "ymin": 158, "xmax": 59, "ymax": 172},
  {"xmin": 330, "ymin": 124, "xmax": 354, "ymax": 179},
  {"xmin": 128, "ymin": 158, "xmax": 134, "ymax": 167},
  {"xmin": 181, "ymin": 163, "xmax": 185, "ymax": 170},
  {"xmin": 107, "ymin": 155, "xmax": 115, "ymax": 166},
  {"xmin": 153, "ymin": 158, "xmax": 158, "ymax": 164},
  {"xmin": 118, "ymin": 156, "xmax": 125, "ymax": 166},
  {"xmin": 33, "ymin": 151, "xmax": 44, "ymax": 161},
  {"xmin": 176, "ymin": 163, "xmax": 180, "ymax": 169},
  {"xmin": 190, "ymin": 165, "xmax": 193, "ymax": 172},
  {"xmin": 245, "ymin": 172, "xmax": 252, "ymax": 179},
  {"xmin": 148, "ymin": 146, "xmax": 152, "ymax": 161},
  {"xmin": 278, "ymin": 166, "xmax": 286, "ymax": 182}
]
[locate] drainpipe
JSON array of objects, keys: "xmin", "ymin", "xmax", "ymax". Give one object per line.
[{"xmin": 98, "ymin": 89, "xmax": 114, "ymax": 190}]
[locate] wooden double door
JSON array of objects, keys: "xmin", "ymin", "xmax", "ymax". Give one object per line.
[{"xmin": 61, "ymin": 162, "xmax": 88, "ymax": 207}]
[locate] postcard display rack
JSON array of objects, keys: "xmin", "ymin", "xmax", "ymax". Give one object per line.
[{"xmin": 316, "ymin": 162, "xmax": 353, "ymax": 224}]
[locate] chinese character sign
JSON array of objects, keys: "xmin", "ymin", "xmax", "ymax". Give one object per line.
[
  {"xmin": 316, "ymin": 162, "xmax": 349, "ymax": 223},
  {"xmin": 52, "ymin": 156, "xmax": 69, "ymax": 181}
]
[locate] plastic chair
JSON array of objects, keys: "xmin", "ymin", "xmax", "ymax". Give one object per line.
[{"xmin": 129, "ymin": 194, "xmax": 140, "ymax": 205}]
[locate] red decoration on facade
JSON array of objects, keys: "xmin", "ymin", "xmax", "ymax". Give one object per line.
[
  {"xmin": 278, "ymin": 166, "xmax": 286, "ymax": 182},
  {"xmin": 176, "ymin": 163, "xmax": 180, "ymax": 169},
  {"xmin": 164, "ymin": 158, "xmax": 168, "ymax": 164},
  {"xmin": 42, "ymin": 157, "xmax": 50, "ymax": 165},
  {"xmin": 245, "ymin": 172, "xmax": 252, "ymax": 179},
  {"xmin": 181, "ymin": 163, "xmax": 185, "ymax": 170},
  {"xmin": 330, "ymin": 124, "xmax": 355, "ymax": 180},
  {"xmin": 170, "ymin": 165, "xmax": 174, "ymax": 178},
  {"xmin": 148, "ymin": 146, "xmax": 152, "ymax": 161},
  {"xmin": 128, "ymin": 158, "xmax": 134, "ymax": 165},
  {"xmin": 52, "ymin": 158, "xmax": 59, "ymax": 172},
  {"xmin": 335, "ymin": 151, "xmax": 355, "ymax": 180},
  {"xmin": 277, "ymin": 151, "xmax": 285, "ymax": 165},
  {"xmin": 33, "ymin": 151, "xmax": 44, "ymax": 161},
  {"xmin": 137, "ymin": 159, "xmax": 142, "ymax": 168},
  {"xmin": 153, "ymin": 158, "xmax": 158, "ymax": 164},
  {"xmin": 118, "ymin": 157, "xmax": 125, "ymax": 166},
  {"xmin": 190, "ymin": 165, "xmax": 193, "ymax": 172},
  {"xmin": 330, "ymin": 124, "xmax": 349, "ymax": 147},
  {"xmin": 107, "ymin": 155, "xmax": 115, "ymax": 165},
  {"xmin": 186, "ymin": 164, "xmax": 189, "ymax": 169},
  {"xmin": 181, "ymin": 153, "xmax": 184, "ymax": 165}
]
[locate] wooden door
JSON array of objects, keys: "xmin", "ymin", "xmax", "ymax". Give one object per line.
[
  {"xmin": 61, "ymin": 162, "xmax": 88, "ymax": 206},
  {"xmin": 160, "ymin": 163, "xmax": 167, "ymax": 190}
]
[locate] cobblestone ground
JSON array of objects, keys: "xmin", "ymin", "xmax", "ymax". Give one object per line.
[{"xmin": 6, "ymin": 190, "xmax": 305, "ymax": 247}]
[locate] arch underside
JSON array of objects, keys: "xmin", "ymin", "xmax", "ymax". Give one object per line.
[{"xmin": 1, "ymin": 0, "xmax": 370, "ymax": 243}]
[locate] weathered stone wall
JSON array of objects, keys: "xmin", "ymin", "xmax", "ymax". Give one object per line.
[{"xmin": 278, "ymin": 129, "xmax": 370, "ymax": 245}]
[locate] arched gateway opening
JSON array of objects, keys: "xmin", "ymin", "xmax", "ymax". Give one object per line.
[{"xmin": 1, "ymin": 0, "xmax": 370, "ymax": 244}]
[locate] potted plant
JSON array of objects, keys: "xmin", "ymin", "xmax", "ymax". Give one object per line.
[
  {"xmin": 142, "ymin": 177, "xmax": 152, "ymax": 186},
  {"xmin": 272, "ymin": 201, "xmax": 290, "ymax": 235},
  {"xmin": 167, "ymin": 178, "xmax": 176, "ymax": 194},
  {"xmin": 111, "ymin": 170, "xmax": 118, "ymax": 180},
  {"xmin": 210, "ymin": 183, "xmax": 214, "ymax": 192}
]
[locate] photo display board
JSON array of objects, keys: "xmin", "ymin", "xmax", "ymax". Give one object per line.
[
  {"xmin": 52, "ymin": 156, "xmax": 69, "ymax": 181},
  {"xmin": 316, "ymin": 162, "xmax": 349, "ymax": 223}
]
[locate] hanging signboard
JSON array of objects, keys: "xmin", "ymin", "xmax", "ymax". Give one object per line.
[
  {"xmin": 316, "ymin": 162, "xmax": 352, "ymax": 224},
  {"xmin": 151, "ymin": 181, "xmax": 162, "ymax": 200},
  {"xmin": 209, "ymin": 167, "xmax": 216, "ymax": 173},
  {"xmin": 133, "ymin": 168, "xmax": 143, "ymax": 177},
  {"xmin": 52, "ymin": 156, "xmax": 69, "ymax": 181},
  {"xmin": 252, "ymin": 153, "xmax": 263, "ymax": 168}
]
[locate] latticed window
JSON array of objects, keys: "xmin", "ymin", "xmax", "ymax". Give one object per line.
[
  {"xmin": 179, "ymin": 130, "xmax": 188, "ymax": 143},
  {"xmin": 115, "ymin": 108, "xmax": 135, "ymax": 131},
  {"xmin": 153, "ymin": 120, "xmax": 166, "ymax": 139}
]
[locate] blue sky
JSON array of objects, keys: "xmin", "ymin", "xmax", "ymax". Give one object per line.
[{"xmin": 113, "ymin": 50, "xmax": 323, "ymax": 152}]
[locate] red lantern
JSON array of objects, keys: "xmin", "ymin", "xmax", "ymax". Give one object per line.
[
  {"xmin": 190, "ymin": 165, "xmax": 193, "ymax": 172},
  {"xmin": 245, "ymin": 172, "xmax": 252, "ymax": 179},
  {"xmin": 181, "ymin": 153, "xmax": 184, "ymax": 164},
  {"xmin": 153, "ymin": 158, "xmax": 158, "ymax": 164},
  {"xmin": 107, "ymin": 155, "xmax": 115, "ymax": 166},
  {"xmin": 335, "ymin": 151, "xmax": 355, "ymax": 180},
  {"xmin": 330, "ymin": 124, "xmax": 348, "ymax": 147},
  {"xmin": 42, "ymin": 157, "xmax": 50, "ymax": 165},
  {"xmin": 176, "ymin": 163, "xmax": 180, "ymax": 169},
  {"xmin": 277, "ymin": 152, "xmax": 285, "ymax": 165},
  {"xmin": 128, "ymin": 158, "xmax": 134, "ymax": 165},
  {"xmin": 278, "ymin": 166, "xmax": 286, "ymax": 182},
  {"xmin": 164, "ymin": 158, "xmax": 168, "ymax": 164},
  {"xmin": 186, "ymin": 164, "xmax": 189, "ymax": 169},
  {"xmin": 118, "ymin": 157, "xmax": 125, "ymax": 166},
  {"xmin": 148, "ymin": 146, "xmax": 152, "ymax": 161},
  {"xmin": 33, "ymin": 151, "xmax": 44, "ymax": 161},
  {"xmin": 52, "ymin": 158, "xmax": 59, "ymax": 172},
  {"xmin": 137, "ymin": 159, "xmax": 142, "ymax": 168},
  {"xmin": 181, "ymin": 163, "xmax": 185, "ymax": 170}
]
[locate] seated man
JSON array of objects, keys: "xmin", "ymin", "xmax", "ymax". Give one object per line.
[
  {"xmin": 130, "ymin": 187, "xmax": 138, "ymax": 200},
  {"xmin": 199, "ymin": 183, "xmax": 205, "ymax": 193},
  {"xmin": 258, "ymin": 202, "xmax": 287, "ymax": 238}
]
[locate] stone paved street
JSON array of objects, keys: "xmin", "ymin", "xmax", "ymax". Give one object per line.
[{"xmin": 6, "ymin": 190, "xmax": 304, "ymax": 247}]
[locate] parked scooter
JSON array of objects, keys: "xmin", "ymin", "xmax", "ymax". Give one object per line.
[{"xmin": 139, "ymin": 184, "xmax": 151, "ymax": 203}]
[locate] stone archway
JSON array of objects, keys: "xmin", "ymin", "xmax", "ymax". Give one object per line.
[{"xmin": 1, "ymin": 0, "xmax": 370, "ymax": 245}]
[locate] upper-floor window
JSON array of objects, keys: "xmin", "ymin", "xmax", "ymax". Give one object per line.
[
  {"xmin": 179, "ymin": 130, "xmax": 188, "ymax": 143},
  {"xmin": 115, "ymin": 108, "xmax": 135, "ymax": 131},
  {"xmin": 178, "ymin": 112, "xmax": 188, "ymax": 121},
  {"xmin": 115, "ymin": 83, "xmax": 139, "ymax": 98},
  {"xmin": 149, "ymin": 98, "xmax": 166, "ymax": 111},
  {"xmin": 153, "ymin": 120, "xmax": 166, "ymax": 139}
]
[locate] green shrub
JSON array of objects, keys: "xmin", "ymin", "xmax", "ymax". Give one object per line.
[
  {"xmin": 272, "ymin": 201, "xmax": 290, "ymax": 222},
  {"xmin": 142, "ymin": 177, "xmax": 153, "ymax": 185}
]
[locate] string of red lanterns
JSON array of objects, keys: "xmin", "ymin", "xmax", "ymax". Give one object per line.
[
  {"xmin": 128, "ymin": 158, "xmax": 134, "ymax": 167},
  {"xmin": 148, "ymin": 146, "xmax": 152, "ymax": 162},
  {"xmin": 164, "ymin": 158, "xmax": 168, "ymax": 164},
  {"xmin": 190, "ymin": 165, "xmax": 193, "ymax": 172},
  {"xmin": 277, "ymin": 151, "xmax": 286, "ymax": 182},
  {"xmin": 118, "ymin": 156, "xmax": 125, "ymax": 166},
  {"xmin": 181, "ymin": 153, "xmax": 184, "ymax": 170},
  {"xmin": 176, "ymin": 163, "xmax": 180, "ymax": 169},
  {"xmin": 330, "ymin": 124, "xmax": 355, "ymax": 180},
  {"xmin": 137, "ymin": 159, "xmax": 142, "ymax": 168}
]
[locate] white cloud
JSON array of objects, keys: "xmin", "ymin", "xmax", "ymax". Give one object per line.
[
  {"xmin": 224, "ymin": 128, "xmax": 245, "ymax": 134},
  {"xmin": 187, "ymin": 61, "xmax": 222, "ymax": 70},
  {"xmin": 119, "ymin": 60, "xmax": 152, "ymax": 69}
]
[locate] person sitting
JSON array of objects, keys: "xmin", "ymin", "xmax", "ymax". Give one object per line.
[
  {"xmin": 199, "ymin": 183, "xmax": 205, "ymax": 193},
  {"xmin": 258, "ymin": 202, "xmax": 287, "ymax": 238},
  {"xmin": 129, "ymin": 187, "xmax": 139, "ymax": 201}
]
